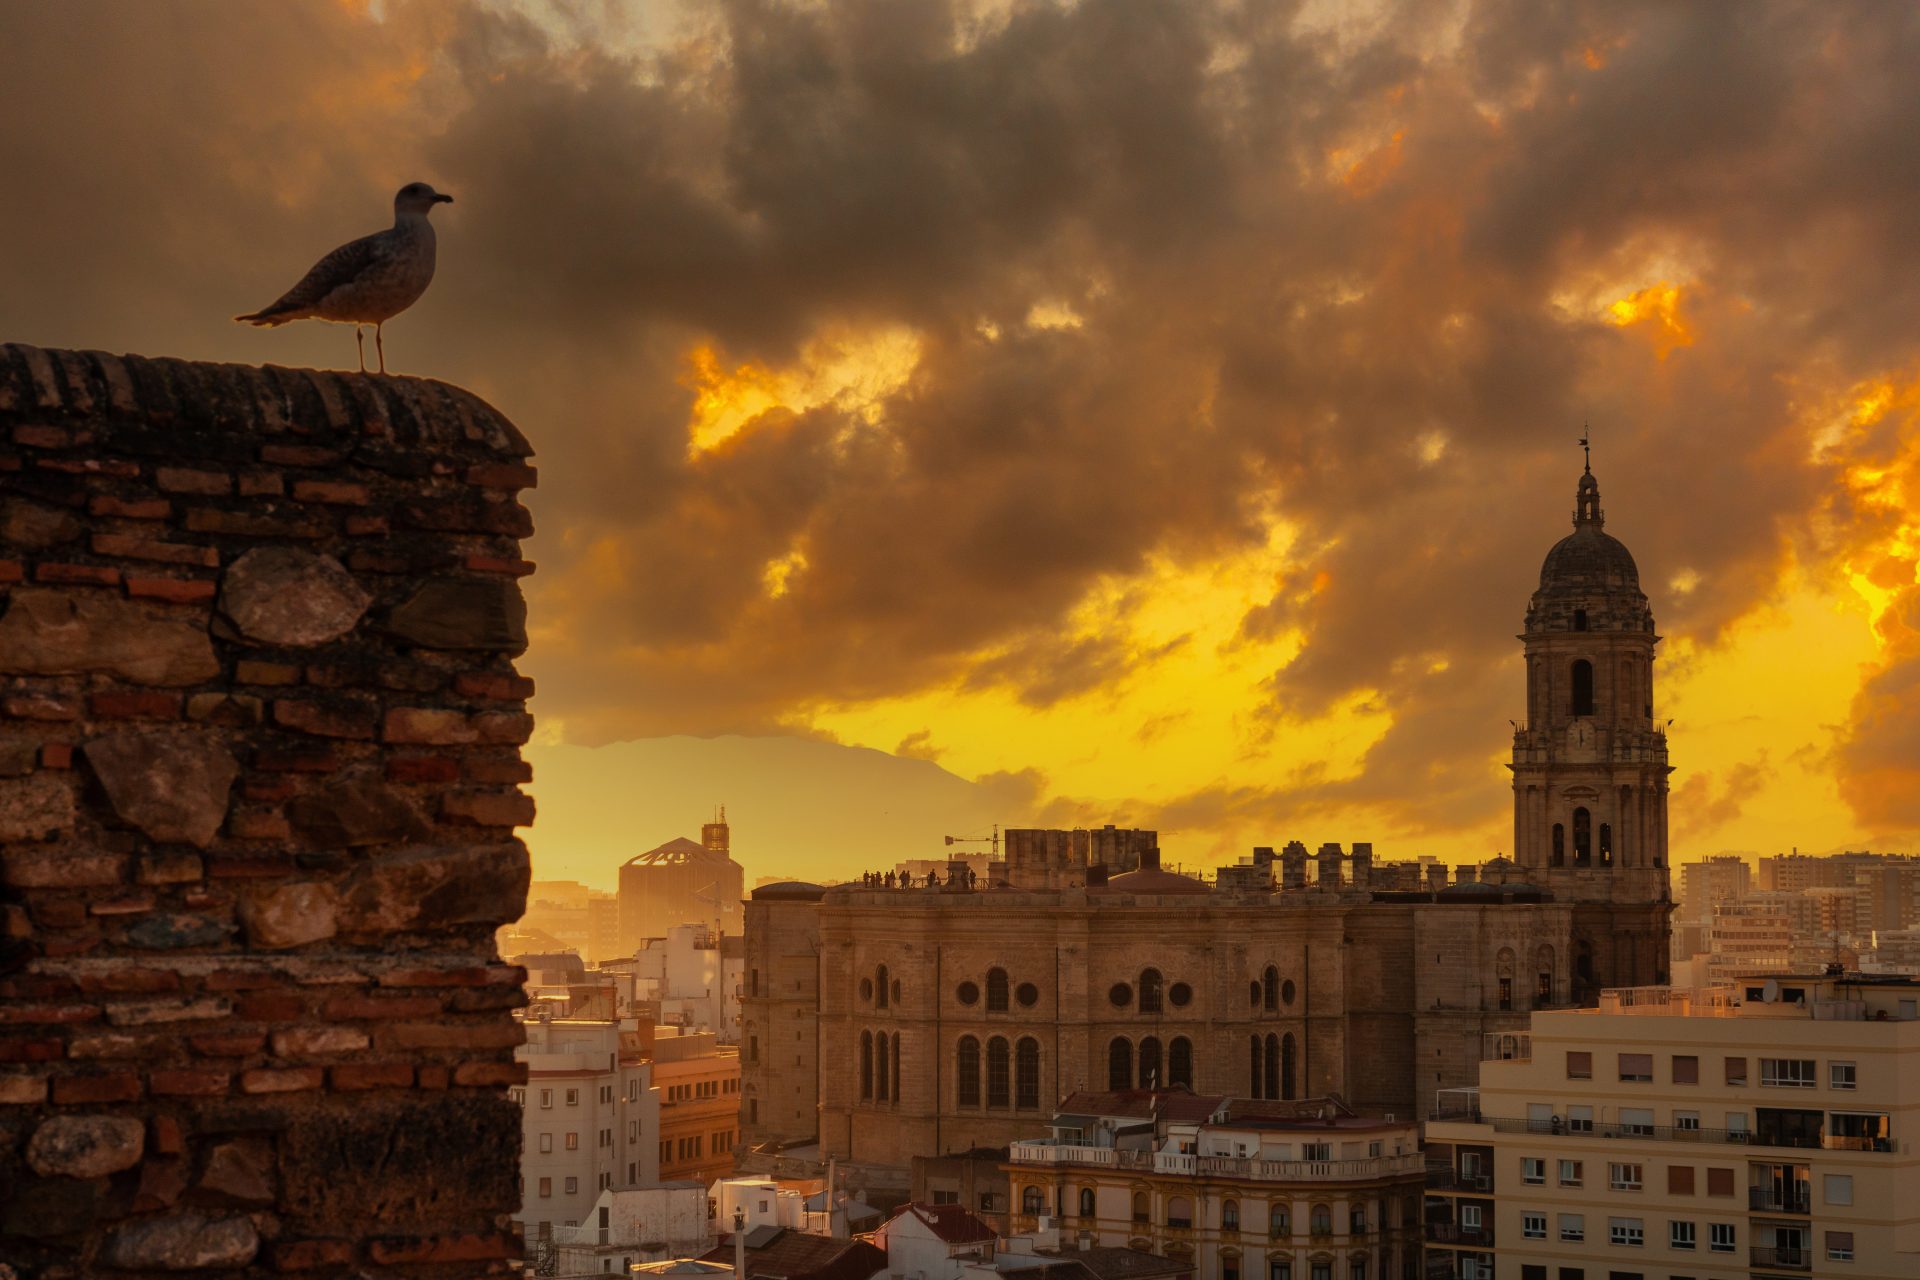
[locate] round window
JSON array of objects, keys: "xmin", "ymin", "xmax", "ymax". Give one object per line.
[
  {"xmin": 1015, "ymin": 982, "xmax": 1039, "ymax": 1007},
  {"xmin": 1281, "ymin": 978, "xmax": 1297, "ymax": 1005},
  {"xmin": 1109, "ymin": 983, "xmax": 1132, "ymax": 1008},
  {"xmin": 859, "ymin": 978, "xmax": 873, "ymax": 1001},
  {"xmin": 956, "ymin": 981, "xmax": 980, "ymax": 1006},
  {"xmin": 1168, "ymin": 982, "xmax": 1192, "ymax": 1007}
]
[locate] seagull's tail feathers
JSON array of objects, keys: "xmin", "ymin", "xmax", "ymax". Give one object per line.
[{"xmin": 233, "ymin": 305, "xmax": 299, "ymax": 326}]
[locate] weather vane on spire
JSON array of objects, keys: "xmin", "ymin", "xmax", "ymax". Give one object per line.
[{"xmin": 1579, "ymin": 424, "xmax": 1591, "ymax": 473}]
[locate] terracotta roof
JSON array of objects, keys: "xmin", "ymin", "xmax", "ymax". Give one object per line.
[
  {"xmin": 700, "ymin": 1232, "xmax": 887, "ymax": 1280},
  {"xmin": 1055, "ymin": 1089, "xmax": 1225, "ymax": 1124},
  {"xmin": 887, "ymin": 1201, "xmax": 998, "ymax": 1244},
  {"xmin": 1051, "ymin": 1247, "xmax": 1194, "ymax": 1280}
]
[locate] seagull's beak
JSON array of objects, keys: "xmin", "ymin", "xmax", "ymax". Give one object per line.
[{"xmin": 434, "ymin": 193, "xmax": 455, "ymax": 204}]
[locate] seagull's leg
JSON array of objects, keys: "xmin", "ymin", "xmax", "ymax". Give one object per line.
[
  {"xmin": 376, "ymin": 322, "xmax": 387, "ymax": 375},
  {"xmin": 355, "ymin": 326, "xmax": 366, "ymax": 374}
]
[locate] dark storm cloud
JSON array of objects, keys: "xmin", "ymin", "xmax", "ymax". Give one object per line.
[{"xmin": 7, "ymin": 0, "xmax": 1920, "ymax": 842}]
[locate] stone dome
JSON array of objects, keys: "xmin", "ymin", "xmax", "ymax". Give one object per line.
[
  {"xmin": 1096, "ymin": 846, "xmax": 1210, "ymax": 896},
  {"xmin": 1537, "ymin": 467, "xmax": 1639, "ymax": 594}
]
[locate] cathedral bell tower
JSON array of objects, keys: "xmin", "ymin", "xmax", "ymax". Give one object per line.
[{"xmin": 1511, "ymin": 447, "xmax": 1672, "ymax": 993}]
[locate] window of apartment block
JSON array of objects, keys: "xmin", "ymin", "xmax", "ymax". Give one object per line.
[
  {"xmin": 1559, "ymin": 1159, "xmax": 1582, "ymax": 1186},
  {"xmin": 1826, "ymin": 1231, "xmax": 1855, "ymax": 1261},
  {"xmin": 1619, "ymin": 1108, "xmax": 1654, "ymax": 1136},
  {"xmin": 1674, "ymin": 1110, "xmax": 1700, "ymax": 1131},
  {"xmin": 1724, "ymin": 1057, "xmax": 1747, "ymax": 1085},
  {"xmin": 1725, "ymin": 1112, "xmax": 1749, "ymax": 1137},
  {"xmin": 1830, "ymin": 1061, "xmax": 1857, "ymax": 1090},
  {"xmin": 1669, "ymin": 1220, "xmax": 1695, "ymax": 1250},
  {"xmin": 1522, "ymin": 1269, "xmax": 1546, "ymax": 1280},
  {"xmin": 1825, "ymin": 1174, "xmax": 1853, "ymax": 1206},
  {"xmin": 1567, "ymin": 1105, "xmax": 1593, "ymax": 1133},
  {"xmin": 1667, "ymin": 1166, "xmax": 1694, "ymax": 1195},
  {"xmin": 1706, "ymin": 1168, "xmax": 1734, "ymax": 1198},
  {"xmin": 565, "ymin": 1133, "xmax": 578, "ymax": 1151},
  {"xmin": 1566, "ymin": 1051, "xmax": 1593, "ymax": 1079},
  {"xmin": 539, "ymin": 1134, "xmax": 552, "ymax": 1154},
  {"xmin": 1522, "ymin": 1212, "xmax": 1546, "ymax": 1239},
  {"xmin": 538, "ymin": 1178, "xmax": 551, "ymax": 1198},
  {"xmin": 566, "ymin": 1089, "xmax": 579, "ymax": 1105},
  {"xmin": 1760, "ymin": 1058, "xmax": 1815, "ymax": 1088},
  {"xmin": 1522, "ymin": 1157, "xmax": 1545, "ymax": 1184},
  {"xmin": 1459, "ymin": 1204, "xmax": 1482, "ymax": 1232},
  {"xmin": 1557, "ymin": 1271, "xmax": 1584, "ymax": 1280},
  {"xmin": 1708, "ymin": 1223, "xmax": 1735, "ymax": 1252},
  {"xmin": 1607, "ymin": 1218, "xmax": 1643, "ymax": 1247},
  {"xmin": 1672, "ymin": 1055, "xmax": 1698, "ymax": 1084},
  {"xmin": 564, "ymin": 1177, "xmax": 578, "ymax": 1195},
  {"xmin": 1618, "ymin": 1053, "xmax": 1653, "ymax": 1082},
  {"xmin": 540, "ymin": 1089, "xmax": 553, "ymax": 1108},
  {"xmin": 1558, "ymin": 1213, "xmax": 1584, "ymax": 1242},
  {"xmin": 1608, "ymin": 1163, "xmax": 1642, "ymax": 1191}
]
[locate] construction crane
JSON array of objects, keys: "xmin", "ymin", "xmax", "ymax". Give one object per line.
[{"xmin": 944, "ymin": 825, "xmax": 1000, "ymax": 857}]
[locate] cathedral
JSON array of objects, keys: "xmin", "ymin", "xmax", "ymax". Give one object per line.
[{"xmin": 741, "ymin": 459, "xmax": 1673, "ymax": 1171}]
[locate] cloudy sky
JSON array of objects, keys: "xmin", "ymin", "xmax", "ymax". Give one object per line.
[{"xmin": 6, "ymin": 0, "xmax": 1920, "ymax": 887}]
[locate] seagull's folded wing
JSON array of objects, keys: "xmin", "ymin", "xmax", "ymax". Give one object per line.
[{"xmin": 257, "ymin": 231, "xmax": 393, "ymax": 318}]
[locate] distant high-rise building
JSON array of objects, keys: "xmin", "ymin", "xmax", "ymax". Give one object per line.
[
  {"xmin": 619, "ymin": 810, "xmax": 746, "ymax": 954},
  {"xmin": 1679, "ymin": 855, "xmax": 1751, "ymax": 924}
]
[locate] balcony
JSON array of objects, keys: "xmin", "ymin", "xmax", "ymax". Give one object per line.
[
  {"xmin": 1748, "ymin": 1188, "xmax": 1812, "ymax": 1215},
  {"xmin": 1467, "ymin": 1115, "xmax": 1895, "ymax": 1154},
  {"xmin": 1751, "ymin": 1245, "xmax": 1811, "ymax": 1271},
  {"xmin": 1427, "ymin": 1223, "xmax": 1493, "ymax": 1247},
  {"xmin": 1424, "ymin": 1165, "xmax": 1491, "ymax": 1192},
  {"xmin": 1010, "ymin": 1142, "xmax": 1425, "ymax": 1183}
]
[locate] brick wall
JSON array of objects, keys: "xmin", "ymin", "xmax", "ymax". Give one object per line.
[{"xmin": 0, "ymin": 344, "xmax": 534, "ymax": 1276}]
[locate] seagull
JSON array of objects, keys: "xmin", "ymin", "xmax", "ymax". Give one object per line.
[{"xmin": 235, "ymin": 182, "xmax": 453, "ymax": 374}]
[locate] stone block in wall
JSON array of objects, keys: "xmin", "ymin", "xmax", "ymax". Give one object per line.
[{"xmin": 0, "ymin": 344, "xmax": 536, "ymax": 1277}]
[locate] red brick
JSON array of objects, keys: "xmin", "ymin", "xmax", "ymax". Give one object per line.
[
  {"xmin": 344, "ymin": 515, "xmax": 388, "ymax": 536},
  {"xmin": 32, "ymin": 899, "xmax": 87, "ymax": 928},
  {"xmin": 464, "ymin": 757, "xmax": 533, "ymax": 785},
  {"xmin": 241, "ymin": 777, "xmax": 299, "ymax": 803},
  {"xmin": 89, "ymin": 893, "xmax": 156, "ymax": 917},
  {"xmin": 240, "ymin": 1066, "xmax": 323, "ymax": 1094},
  {"xmin": 51, "ymin": 1071, "xmax": 142, "ymax": 1103},
  {"xmin": 273, "ymin": 698, "xmax": 377, "ymax": 740},
  {"xmin": 415, "ymin": 1064, "xmax": 450, "ymax": 1090},
  {"xmin": 14, "ymin": 424, "xmax": 79, "ymax": 448},
  {"xmin": 0, "ymin": 1074, "xmax": 49, "ymax": 1105},
  {"xmin": 150, "ymin": 1115, "xmax": 185, "ymax": 1155},
  {"xmin": 206, "ymin": 851, "xmax": 296, "ymax": 878},
  {"xmin": 258, "ymin": 444, "xmax": 341, "ymax": 466},
  {"xmin": 291, "ymin": 479, "xmax": 368, "ymax": 505},
  {"xmin": 38, "ymin": 457, "xmax": 139, "ymax": 477},
  {"xmin": 439, "ymin": 790, "xmax": 534, "ymax": 828},
  {"xmin": 0, "ymin": 559, "xmax": 23, "ymax": 583},
  {"xmin": 89, "ymin": 494, "xmax": 172, "ymax": 519},
  {"xmin": 74, "ymin": 967, "xmax": 179, "ymax": 995},
  {"xmin": 382, "ymin": 1022, "xmax": 523, "ymax": 1051},
  {"xmin": 368, "ymin": 1233, "xmax": 514, "ymax": 1265},
  {"xmin": 125, "ymin": 576, "xmax": 217, "ymax": 604},
  {"xmin": 377, "ymin": 965, "xmax": 522, "ymax": 989},
  {"xmin": 154, "ymin": 466, "xmax": 231, "ymax": 494},
  {"xmin": 205, "ymin": 970, "xmax": 284, "ymax": 992},
  {"xmin": 474, "ymin": 711, "xmax": 533, "ymax": 744},
  {"xmin": 330, "ymin": 1062, "xmax": 414, "ymax": 1091},
  {"xmin": 322, "ymin": 995, "xmax": 440, "ymax": 1021},
  {"xmin": 465, "ymin": 461, "xmax": 537, "ymax": 489},
  {"xmin": 271, "ymin": 1239, "xmax": 356, "ymax": 1270},
  {"xmin": 236, "ymin": 660, "xmax": 303, "ymax": 686},
  {"xmin": 6, "ymin": 849, "xmax": 125, "ymax": 888},
  {"xmin": 0, "ymin": 1002, "xmax": 99, "ymax": 1025},
  {"xmin": 252, "ymin": 749, "xmax": 338, "ymax": 773},
  {"xmin": 150, "ymin": 1068, "xmax": 231, "ymax": 1096},
  {"xmin": 35, "ymin": 562, "xmax": 119, "ymax": 586},
  {"xmin": 190, "ymin": 1031, "xmax": 267, "ymax": 1057},
  {"xmin": 184, "ymin": 509, "xmax": 325, "ymax": 538},
  {"xmin": 6, "ymin": 692, "xmax": 79, "ymax": 720},
  {"xmin": 226, "ymin": 809, "xmax": 291, "ymax": 841},
  {"xmin": 385, "ymin": 755, "xmax": 461, "ymax": 784},
  {"xmin": 346, "ymin": 550, "xmax": 409, "ymax": 573},
  {"xmin": 453, "ymin": 671, "xmax": 536, "ymax": 701},
  {"xmin": 382, "ymin": 707, "xmax": 473, "ymax": 745},
  {"xmin": 90, "ymin": 533, "xmax": 220, "ymax": 566},
  {"xmin": 236, "ymin": 471, "xmax": 284, "ymax": 497},
  {"xmin": 461, "ymin": 554, "xmax": 535, "ymax": 576},
  {"xmin": 235, "ymin": 994, "xmax": 305, "ymax": 1022},
  {"xmin": 0, "ymin": 1038, "xmax": 65, "ymax": 1063},
  {"xmin": 39, "ymin": 742, "xmax": 73, "ymax": 769},
  {"xmin": 89, "ymin": 690, "xmax": 183, "ymax": 719},
  {"xmin": 453, "ymin": 1061, "xmax": 527, "ymax": 1087}
]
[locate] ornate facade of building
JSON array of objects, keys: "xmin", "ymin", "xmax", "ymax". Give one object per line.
[{"xmin": 740, "ymin": 461, "xmax": 1673, "ymax": 1175}]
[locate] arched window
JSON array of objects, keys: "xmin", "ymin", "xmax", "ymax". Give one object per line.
[
  {"xmin": 986, "ymin": 968, "xmax": 1009, "ymax": 1013},
  {"xmin": 1598, "ymin": 821, "xmax": 1613, "ymax": 866},
  {"xmin": 1571, "ymin": 659, "xmax": 1594, "ymax": 716},
  {"xmin": 1572, "ymin": 807, "xmax": 1592, "ymax": 864},
  {"xmin": 1131, "ymin": 1192, "xmax": 1148, "ymax": 1224},
  {"xmin": 986, "ymin": 1037, "xmax": 1010, "ymax": 1108},
  {"xmin": 1250, "ymin": 1035, "xmax": 1263, "ymax": 1097},
  {"xmin": 1222, "ymin": 1199, "xmax": 1240, "ymax": 1231},
  {"xmin": 1551, "ymin": 823, "xmax": 1565, "ymax": 867},
  {"xmin": 1496, "ymin": 947, "xmax": 1516, "ymax": 1012},
  {"xmin": 875, "ymin": 1031, "xmax": 890, "ymax": 1101},
  {"xmin": 956, "ymin": 1036, "xmax": 981, "ymax": 1108},
  {"xmin": 1168, "ymin": 1037, "xmax": 1193, "ymax": 1090},
  {"xmin": 1280, "ymin": 1032, "xmax": 1297, "ymax": 1101},
  {"xmin": 859, "ymin": 1031, "xmax": 873, "ymax": 1100},
  {"xmin": 1138, "ymin": 1036, "xmax": 1162, "ymax": 1089},
  {"xmin": 1138, "ymin": 968, "xmax": 1163, "ymax": 1014},
  {"xmin": 1109, "ymin": 1037, "xmax": 1132, "ymax": 1090},
  {"xmin": 1022, "ymin": 1186, "xmax": 1043, "ymax": 1215},
  {"xmin": 1262, "ymin": 965, "xmax": 1278, "ymax": 1012},
  {"xmin": 1015, "ymin": 1037, "xmax": 1040, "ymax": 1110},
  {"xmin": 1535, "ymin": 944, "xmax": 1555, "ymax": 1006},
  {"xmin": 1573, "ymin": 609, "xmax": 1588, "ymax": 632},
  {"xmin": 1263, "ymin": 1033, "xmax": 1280, "ymax": 1101},
  {"xmin": 1309, "ymin": 1204, "xmax": 1331, "ymax": 1235},
  {"xmin": 1166, "ymin": 1197, "xmax": 1193, "ymax": 1228},
  {"xmin": 893, "ymin": 1032, "xmax": 902, "ymax": 1103},
  {"xmin": 876, "ymin": 964, "xmax": 890, "ymax": 1010},
  {"xmin": 1079, "ymin": 1187, "xmax": 1096, "ymax": 1218},
  {"xmin": 1269, "ymin": 1204, "xmax": 1289, "ymax": 1237}
]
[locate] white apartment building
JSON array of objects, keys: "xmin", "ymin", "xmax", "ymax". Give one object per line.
[
  {"xmin": 1425, "ymin": 974, "xmax": 1919, "ymax": 1280},
  {"xmin": 513, "ymin": 1016, "xmax": 664, "ymax": 1247}
]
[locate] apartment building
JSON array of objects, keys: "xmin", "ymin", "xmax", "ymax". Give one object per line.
[
  {"xmin": 1425, "ymin": 974, "xmax": 1919, "ymax": 1280},
  {"xmin": 1005, "ymin": 1090, "xmax": 1425, "ymax": 1280},
  {"xmin": 513, "ymin": 1016, "xmax": 664, "ymax": 1245},
  {"xmin": 655, "ymin": 1029, "xmax": 743, "ymax": 1185}
]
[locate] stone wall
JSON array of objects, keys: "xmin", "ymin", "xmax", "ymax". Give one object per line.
[{"xmin": 0, "ymin": 344, "xmax": 534, "ymax": 1276}]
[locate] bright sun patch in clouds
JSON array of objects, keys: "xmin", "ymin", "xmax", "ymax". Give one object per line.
[
  {"xmin": 682, "ymin": 326, "xmax": 922, "ymax": 455},
  {"xmin": 1605, "ymin": 283, "xmax": 1694, "ymax": 358}
]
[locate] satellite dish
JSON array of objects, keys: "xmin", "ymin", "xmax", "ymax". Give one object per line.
[{"xmin": 1762, "ymin": 978, "xmax": 1781, "ymax": 1003}]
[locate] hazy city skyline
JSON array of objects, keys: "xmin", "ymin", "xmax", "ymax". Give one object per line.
[{"xmin": 8, "ymin": 2, "xmax": 1920, "ymax": 888}]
